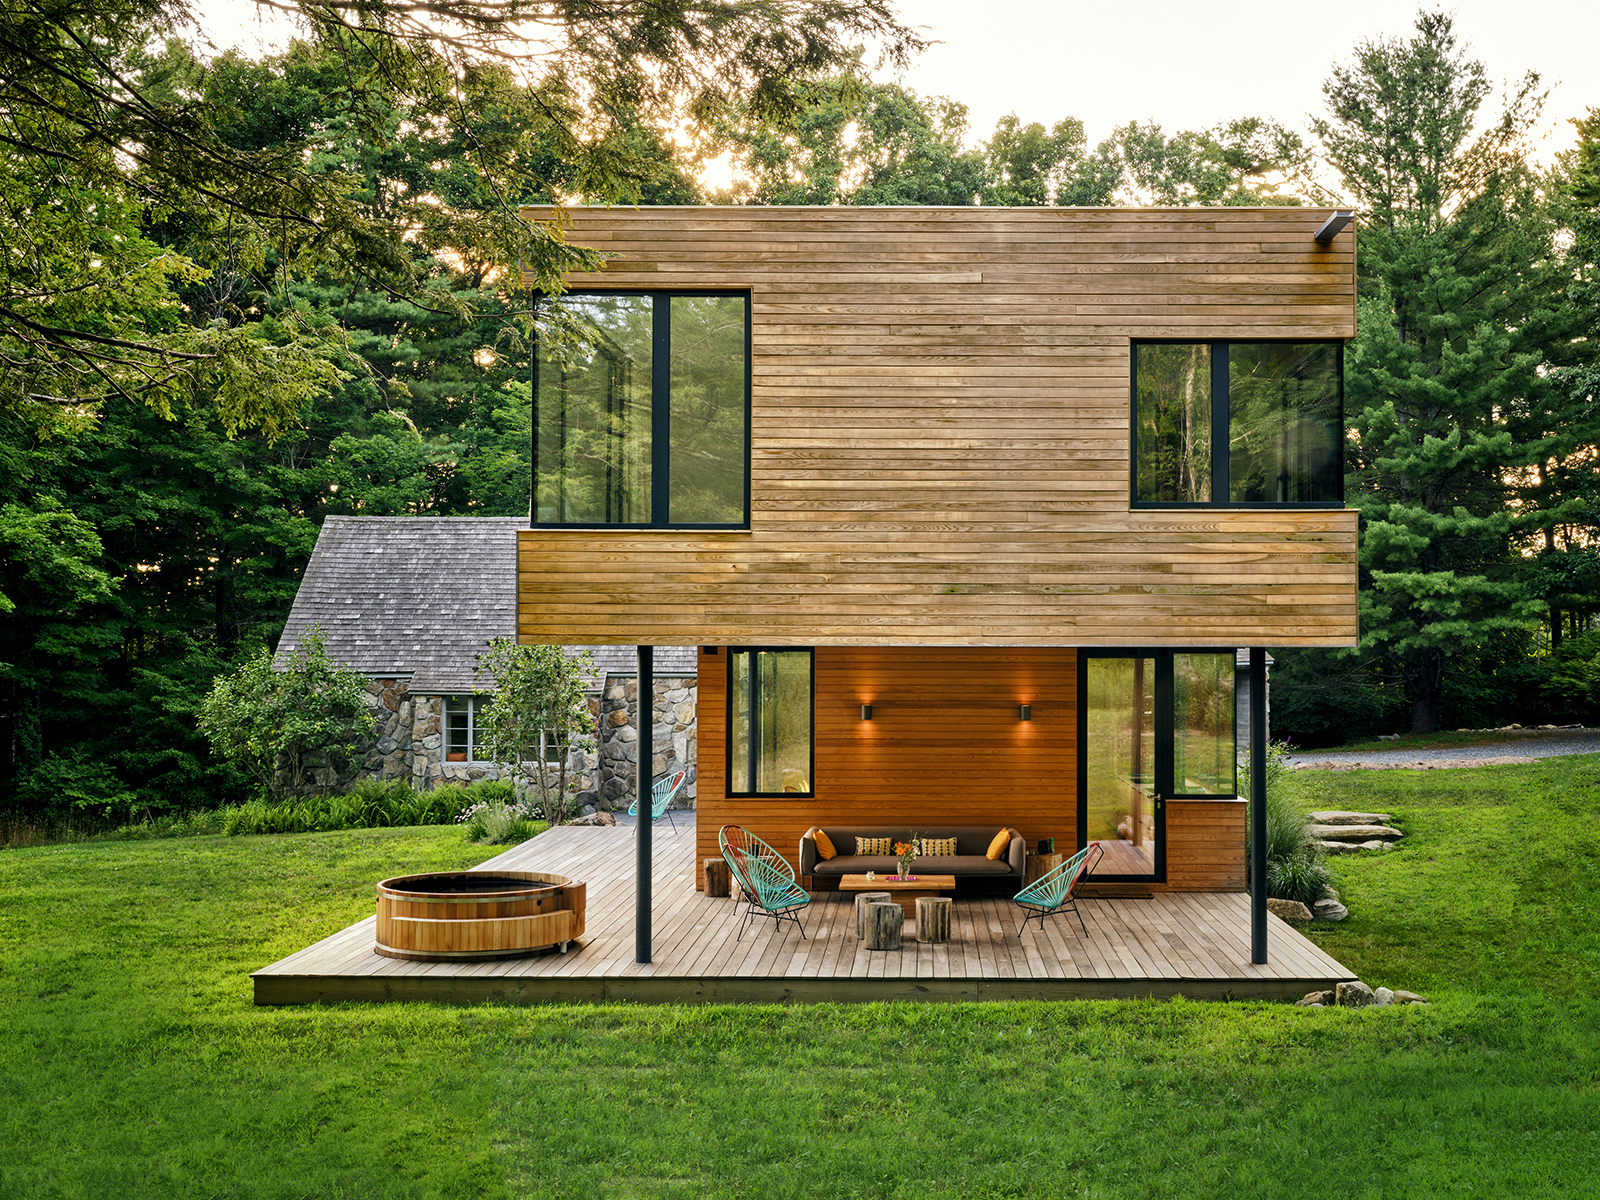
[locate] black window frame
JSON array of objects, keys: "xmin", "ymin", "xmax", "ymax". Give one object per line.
[
  {"xmin": 1130, "ymin": 338, "xmax": 1345, "ymax": 509},
  {"xmin": 1076, "ymin": 648, "xmax": 1242, "ymax": 881},
  {"xmin": 725, "ymin": 647, "xmax": 816, "ymax": 799},
  {"xmin": 531, "ymin": 288, "xmax": 753, "ymax": 530}
]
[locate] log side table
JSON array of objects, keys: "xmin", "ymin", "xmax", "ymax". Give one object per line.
[
  {"xmin": 916, "ymin": 896, "xmax": 952, "ymax": 943},
  {"xmin": 838, "ymin": 873, "xmax": 957, "ymax": 919},
  {"xmin": 702, "ymin": 857, "xmax": 731, "ymax": 897}
]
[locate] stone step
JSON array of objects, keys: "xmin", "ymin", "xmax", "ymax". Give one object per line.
[
  {"xmin": 1309, "ymin": 823, "xmax": 1402, "ymax": 840},
  {"xmin": 1309, "ymin": 810, "xmax": 1394, "ymax": 825}
]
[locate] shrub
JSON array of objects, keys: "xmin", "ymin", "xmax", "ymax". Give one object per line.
[
  {"xmin": 1242, "ymin": 740, "xmax": 1333, "ymax": 903},
  {"xmin": 456, "ymin": 795, "xmax": 542, "ymax": 845},
  {"xmin": 1266, "ymin": 847, "xmax": 1332, "ymax": 906},
  {"xmin": 220, "ymin": 777, "xmax": 502, "ymax": 836}
]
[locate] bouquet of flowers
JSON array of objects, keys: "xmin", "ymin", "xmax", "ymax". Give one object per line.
[{"xmin": 893, "ymin": 834, "xmax": 920, "ymax": 880}]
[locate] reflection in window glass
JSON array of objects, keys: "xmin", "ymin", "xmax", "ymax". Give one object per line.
[
  {"xmin": 1085, "ymin": 657, "xmax": 1157, "ymax": 873},
  {"xmin": 730, "ymin": 650, "xmax": 812, "ymax": 795},
  {"xmin": 1172, "ymin": 654, "xmax": 1235, "ymax": 795},
  {"xmin": 669, "ymin": 296, "xmax": 747, "ymax": 524},
  {"xmin": 1229, "ymin": 343, "xmax": 1342, "ymax": 502},
  {"xmin": 534, "ymin": 295, "xmax": 653, "ymax": 524},
  {"xmin": 535, "ymin": 293, "xmax": 748, "ymax": 526},
  {"xmin": 1136, "ymin": 343, "xmax": 1211, "ymax": 503}
]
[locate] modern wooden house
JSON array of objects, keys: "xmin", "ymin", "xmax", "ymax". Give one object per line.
[{"xmin": 515, "ymin": 205, "xmax": 1357, "ymax": 947}]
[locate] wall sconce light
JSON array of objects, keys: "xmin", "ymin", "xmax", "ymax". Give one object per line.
[
  {"xmin": 861, "ymin": 704, "xmax": 873, "ymax": 721},
  {"xmin": 1018, "ymin": 704, "xmax": 1032, "ymax": 721}
]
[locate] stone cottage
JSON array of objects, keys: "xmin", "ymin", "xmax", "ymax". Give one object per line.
[{"xmin": 275, "ymin": 515, "xmax": 696, "ymax": 815}]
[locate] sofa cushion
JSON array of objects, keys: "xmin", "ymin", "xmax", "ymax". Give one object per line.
[
  {"xmin": 985, "ymin": 828, "xmax": 1012, "ymax": 860},
  {"xmin": 812, "ymin": 828, "xmax": 837, "ymax": 860},
  {"xmin": 918, "ymin": 836, "xmax": 957, "ymax": 857},
  {"xmin": 855, "ymin": 835, "xmax": 893, "ymax": 855}
]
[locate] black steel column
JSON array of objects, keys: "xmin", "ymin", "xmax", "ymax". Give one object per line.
[
  {"xmin": 635, "ymin": 644, "xmax": 654, "ymax": 964},
  {"xmin": 1250, "ymin": 646, "xmax": 1268, "ymax": 964}
]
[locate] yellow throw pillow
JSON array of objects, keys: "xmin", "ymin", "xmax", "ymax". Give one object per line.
[
  {"xmin": 812, "ymin": 829, "xmax": 837, "ymax": 860},
  {"xmin": 918, "ymin": 837, "xmax": 957, "ymax": 857},
  {"xmin": 985, "ymin": 828, "xmax": 1012, "ymax": 861},
  {"xmin": 856, "ymin": 836, "xmax": 893, "ymax": 855}
]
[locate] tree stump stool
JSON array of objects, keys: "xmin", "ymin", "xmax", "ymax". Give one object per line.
[
  {"xmin": 863, "ymin": 902, "xmax": 904, "ymax": 951},
  {"xmin": 916, "ymin": 896, "xmax": 952, "ymax": 943},
  {"xmin": 854, "ymin": 891, "xmax": 892, "ymax": 938},
  {"xmin": 703, "ymin": 857, "xmax": 730, "ymax": 897}
]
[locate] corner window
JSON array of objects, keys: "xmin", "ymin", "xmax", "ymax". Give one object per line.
[
  {"xmin": 1133, "ymin": 341, "xmax": 1343, "ymax": 506},
  {"xmin": 727, "ymin": 649, "xmax": 813, "ymax": 797},
  {"xmin": 445, "ymin": 696, "xmax": 559, "ymax": 765},
  {"xmin": 533, "ymin": 291, "xmax": 750, "ymax": 527}
]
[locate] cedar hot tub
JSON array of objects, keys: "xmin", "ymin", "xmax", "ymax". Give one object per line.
[{"xmin": 374, "ymin": 870, "xmax": 586, "ymax": 961}]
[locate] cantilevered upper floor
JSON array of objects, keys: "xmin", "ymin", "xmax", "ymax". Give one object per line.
[{"xmin": 515, "ymin": 205, "xmax": 1358, "ymax": 648}]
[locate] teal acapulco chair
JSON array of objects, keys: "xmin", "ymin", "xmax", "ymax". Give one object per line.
[
  {"xmin": 719, "ymin": 825, "xmax": 811, "ymax": 940},
  {"xmin": 1014, "ymin": 842, "xmax": 1104, "ymax": 937},
  {"xmin": 629, "ymin": 769, "xmax": 688, "ymax": 830}
]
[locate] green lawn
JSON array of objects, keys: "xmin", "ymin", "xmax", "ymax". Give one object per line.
[{"xmin": 3, "ymin": 763, "xmax": 1599, "ymax": 1199}]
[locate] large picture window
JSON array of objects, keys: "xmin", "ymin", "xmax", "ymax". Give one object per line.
[
  {"xmin": 1133, "ymin": 341, "xmax": 1343, "ymax": 506},
  {"xmin": 727, "ymin": 649, "xmax": 813, "ymax": 797},
  {"xmin": 534, "ymin": 291, "xmax": 750, "ymax": 527}
]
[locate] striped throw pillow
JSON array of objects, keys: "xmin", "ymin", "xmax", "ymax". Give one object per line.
[
  {"xmin": 918, "ymin": 837, "xmax": 957, "ymax": 857},
  {"xmin": 856, "ymin": 836, "xmax": 893, "ymax": 855}
]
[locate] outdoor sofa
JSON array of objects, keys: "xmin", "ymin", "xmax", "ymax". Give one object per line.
[{"xmin": 799, "ymin": 825, "xmax": 1026, "ymax": 889}]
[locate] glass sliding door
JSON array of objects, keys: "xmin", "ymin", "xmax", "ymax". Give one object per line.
[
  {"xmin": 1085, "ymin": 657, "xmax": 1159, "ymax": 877},
  {"xmin": 1080, "ymin": 651, "xmax": 1238, "ymax": 880}
]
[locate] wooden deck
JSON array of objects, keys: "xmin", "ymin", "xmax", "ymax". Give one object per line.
[{"xmin": 253, "ymin": 826, "xmax": 1355, "ymax": 1005}]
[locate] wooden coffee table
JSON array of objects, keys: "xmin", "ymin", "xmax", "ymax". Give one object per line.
[{"xmin": 839, "ymin": 874, "xmax": 957, "ymax": 919}]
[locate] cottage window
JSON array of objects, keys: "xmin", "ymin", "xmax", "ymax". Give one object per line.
[
  {"xmin": 1133, "ymin": 341, "xmax": 1343, "ymax": 506},
  {"xmin": 444, "ymin": 696, "xmax": 559, "ymax": 765},
  {"xmin": 533, "ymin": 291, "xmax": 750, "ymax": 527},
  {"xmin": 727, "ymin": 649, "xmax": 813, "ymax": 797}
]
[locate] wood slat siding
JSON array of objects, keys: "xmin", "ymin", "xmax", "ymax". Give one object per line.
[
  {"xmin": 517, "ymin": 205, "xmax": 1357, "ymax": 649},
  {"xmin": 697, "ymin": 646, "xmax": 1079, "ymax": 885},
  {"xmin": 694, "ymin": 644, "xmax": 1239, "ymax": 893}
]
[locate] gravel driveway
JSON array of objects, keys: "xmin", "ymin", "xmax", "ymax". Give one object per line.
[{"xmin": 1285, "ymin": 729, "xmax": 1600, "ymax": 770}]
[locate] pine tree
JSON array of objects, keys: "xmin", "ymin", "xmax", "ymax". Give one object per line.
[{"xmin": 1313, "ymin": 11, "xmax": 1593, "ymax": 732}]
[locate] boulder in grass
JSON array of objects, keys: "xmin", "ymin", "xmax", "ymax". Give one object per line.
[
  {"xmin": 1313, "ymin": 897, "xmax": 1348, "ymax": 921},
  {"xmin": 1393, "ymin": 989, "xmax": 1428, "ymax": 1004},
  {"xmin": 1335, "ymin": 980, "xmax": 1375, "ymax": 1007},
  {"xmin": 1297, "ymin": 989, "xmax": 1335, "ymax": 1007},
  {"xmin": 1374, "ymin": 987, "xmax": 1394, "ymax": 1006},
  {"xmin": 1267, "ymin": 898, "xmax": 1314, "ymax": 922}
]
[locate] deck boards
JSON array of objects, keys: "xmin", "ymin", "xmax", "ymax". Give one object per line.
[{"xmin": 253, "ymin": 825, "xmax": 1355, "ymax": 1005}]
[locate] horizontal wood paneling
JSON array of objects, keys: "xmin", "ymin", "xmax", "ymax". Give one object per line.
[
  {"xmin": 518, "ymin": 205, "xmax": 1358, "ymax": 646},
  {"xmin": 1165, "ymin": 800, "xmax": 1248, "ymax": 892},
  {"xmin": 696, "ymin": 646, "xmax": 1079, "ymax": 885}
]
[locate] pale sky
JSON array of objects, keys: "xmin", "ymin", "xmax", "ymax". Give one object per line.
[
  {"xmin": 199, "ymin": 0, "xmax": 1597, "ymax": 166},
  {"xmin": 890, "ymin": 1, "xmax": 1597, "ymax": 166}
]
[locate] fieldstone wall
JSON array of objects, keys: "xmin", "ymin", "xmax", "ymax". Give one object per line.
[
  {"xmin": 594, "ymin": 673, "xmax": 698, "ymax": 814},
  {"xmin": 282, "ymin": 674, "xmax": 695, "ymax": 811}
]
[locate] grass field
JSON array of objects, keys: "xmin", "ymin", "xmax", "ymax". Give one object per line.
[{"xmin": 3, "ymin": 759, "xmax": 1599, "ymax": 1198}]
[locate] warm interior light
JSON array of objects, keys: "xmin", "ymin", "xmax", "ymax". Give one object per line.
[
  {"xmin": 1019, "ymin": 704, "xmax": 1032, "ymax": 721},
  {"xmin": 861, "ymin": 704, "xmax": 872, "ymax": 721}
]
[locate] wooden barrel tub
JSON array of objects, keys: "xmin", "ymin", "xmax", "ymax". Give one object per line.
[{"xmin": 374, "ymin": 870, "xmax": 586, "ymax": 962}]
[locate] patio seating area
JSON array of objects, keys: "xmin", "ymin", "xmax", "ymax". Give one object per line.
[{"xmin": 253, "ymin": 824, "xmax": 1355, "ymax": 1005}]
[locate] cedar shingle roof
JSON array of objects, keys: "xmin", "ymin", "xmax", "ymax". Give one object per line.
[{"xmin": 277, "ymin": 516, "xmax": 693, "ymax": 693}]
